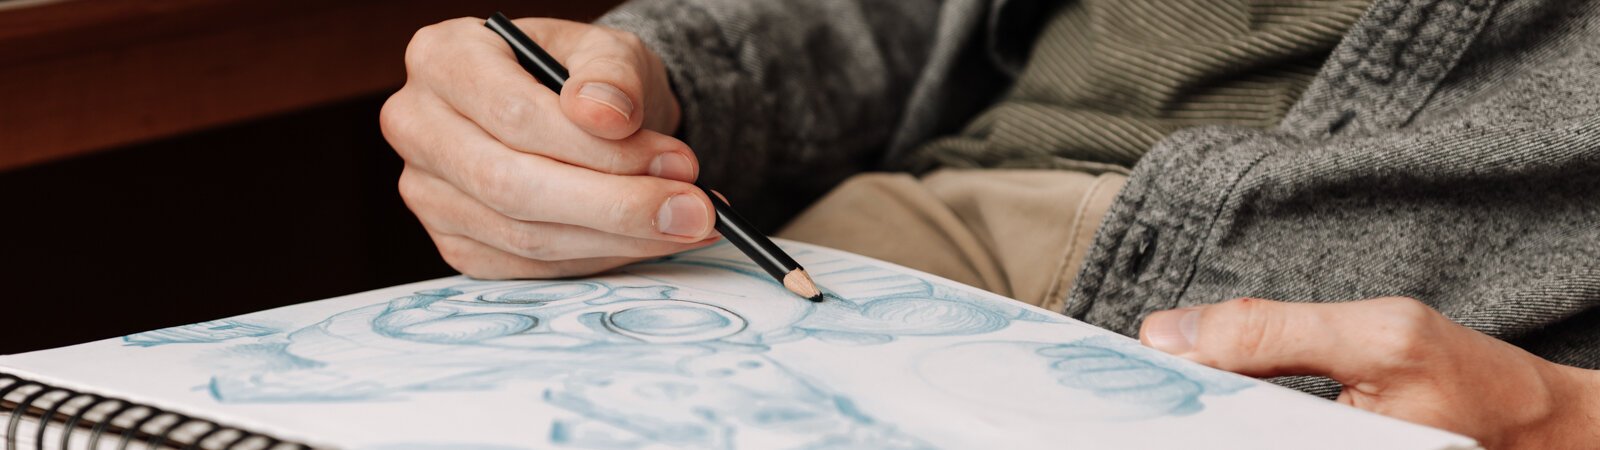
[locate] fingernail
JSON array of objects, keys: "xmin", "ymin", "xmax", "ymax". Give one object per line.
[
  {"xmin": 578, "ymin": 83, "xmax": 634, "ymax": 119},
  {"xmin": 648, "ymin": 152, "xmax": 695, "ymax": 181},
  {"xmin": 1144, "ymin": 308, "xmax": 1201, "ymax": 354},
  {"xmin": 656, "ymin": 194, "xmax": 708, "ymax": 237}
]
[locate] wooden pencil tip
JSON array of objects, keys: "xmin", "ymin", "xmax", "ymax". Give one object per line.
[{"xmin": 783, "ymin": 269, "xmax": 823, "ymax": 301}]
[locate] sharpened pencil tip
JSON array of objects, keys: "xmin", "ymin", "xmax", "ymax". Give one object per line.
[
  {"xmin": 808, "ymin": 294, "xmax": 824, "ymax": 303},
  {"xmin": 783, "ymin": 269, "xmax": 823, "ymax": 301}
]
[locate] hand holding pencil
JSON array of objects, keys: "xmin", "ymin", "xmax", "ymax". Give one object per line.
[
  {"xmin": 381, "ymin": 13, "xmax": 823, "ymax": 299},
  {"xmin": 484, "ymin": 13, "xmax": 824, "ymax": 300},
  {"xmin": 381, "ymin": 15, "xmax": 716, "ymax": 278}
]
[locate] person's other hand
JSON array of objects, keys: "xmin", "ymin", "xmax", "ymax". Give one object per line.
[
  {"xmin": 381, "ymin": 17, "xmax": 715, "ymax": 278},
  {"xmin": 1139, "ymin": 297, "xmax": 1600, "ymax": 448}
]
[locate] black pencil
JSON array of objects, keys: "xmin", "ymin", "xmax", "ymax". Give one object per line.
[{"xmin": 483, "ymin": 12, "xmax": 824, "ymax": 302}]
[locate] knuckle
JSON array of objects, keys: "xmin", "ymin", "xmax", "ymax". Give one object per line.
[
  {"xmin": 612, "ymin": 179, "xmax": 667, "ymax": 233},
  {"xmin": 405, "ymin": 19, "xmax": 476, "ymax": 79},
  {"xmin": 478, "ymin": 161, "xmax": 546, "ymax": 222},
  {"xmin": 494, "ymin": 97, "xmax": 538, "ymax": 137},
  {"xmin": 505, "ymin": 226, "xmax": 553, "ymax": 260},
  {"xmin": 587, "ymin": 57, "xmax": 637, "ymax": 83},
  {"xmin": 574, "ymin": 30, "xmax": 642, "ymax": 76},
  {"xmin": 406, "ymin": 19, "xmax": 480, "ymax": 83},
  {"xmin": 1367, "ymin": 297, "xmax": 1439, "ymax": 365},
  {"xmin": 602, "ymin": 148, "xmax": 631, "ymax": 174},
  {"xmin": 1214, "ymin": 298, "xmax": 1279, "ymax": 362},
  {"xmin": 604, "ymin": 190, "xmax": 640, "ymax": 233},
  {"xmin": 611, "ymin": 29, "xmax": 646, "ymax": 53},
  {"xmin": 474, "ymin": 163, "xmax": 521, "ymax": 214},
  {"xmin": 435, "ymin": 239, "xmax": 480, "ymax": 276},
  {"xmin": 493, "ymin": 98, "xmax": 549, "ymax": 149},
  {"xmin": 471, "ymin": 161, "xmax": 506, "ymax": 196},
  {"xmin": 396, "ymin": 169, "xmax": 422, "ymax": 204},
  {"xmin": 589, "ymin": 184, "xmax": 649, "ymax": 236},
  {"xmin": 1376, "ymin": 296, "xmax": 1432, "ymax": 316},
  {"xmin": 378, "ymin": 93, "xmax": 412, "ymax": 149},
  {"xmin": 404, "ymin": 24, "xmax": 445, "ymax": 71}
]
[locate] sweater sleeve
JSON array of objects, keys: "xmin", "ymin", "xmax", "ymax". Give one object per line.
[
  {"xmin": 1064, "ymin": 0, "xmax": 1600, "ymax": 388},
  {"xmin": 597, "ymin": 0, "xmax": 944, "ymax": 228}
]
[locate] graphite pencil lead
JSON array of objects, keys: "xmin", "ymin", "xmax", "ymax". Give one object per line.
[{"xmin": 783, "ymin": 269, "xmax": 823, "ymax": 301}]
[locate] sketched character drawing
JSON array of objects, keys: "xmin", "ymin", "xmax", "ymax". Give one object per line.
[{"xmin": 126, "ymin": 245, "xmax": 1249, "ymax": 449}]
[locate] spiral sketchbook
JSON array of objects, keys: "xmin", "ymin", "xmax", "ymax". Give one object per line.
[{"xmin": 0, "ymin": 240, "xmax": 1476, "ymax": 450}]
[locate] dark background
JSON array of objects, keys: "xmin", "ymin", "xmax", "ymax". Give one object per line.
[
  {"xmin": 0, "ymin": 94, "xmax": 453, "ymax": 354},
  {"xmin": 0, "ymin": 0, "xmax": 623, "ymax": 355}
]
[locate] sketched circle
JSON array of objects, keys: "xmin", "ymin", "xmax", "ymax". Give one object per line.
[
  {"xmin": 477, "ymin": 282, "xmax": 602, "ymax": 304},
  {"xmin": 390, "ymin": 313, "xmax": 538, "ymax": 344},
  {"xmin": 860, "ymin": 299, "xmax": 1007, "ymax": 335},
  {"xmin": 604, "ymin": 303, "xmax": 745, "ymax": 343}
]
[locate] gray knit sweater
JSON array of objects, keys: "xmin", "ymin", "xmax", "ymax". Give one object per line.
[{"xmin": 599, "ymin": 0, "xmax": 1600, "ymax": 397}]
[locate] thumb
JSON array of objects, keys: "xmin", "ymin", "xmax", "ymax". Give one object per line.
[
  {"xmin": 1139, "ymin": 297, "xmax": 1448, "ymax": 385},
  {"xmin": 515, "ymin": 18, "xmax": 650, "ymax": 140}
]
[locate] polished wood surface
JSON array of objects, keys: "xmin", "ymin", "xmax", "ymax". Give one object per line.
[{"xmin": 0, "ymin": 0, "xmax": 621, "ymax": 171}]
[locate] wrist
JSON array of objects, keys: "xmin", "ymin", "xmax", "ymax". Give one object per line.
[{"xmin": 1514, "ymin": 365, "xmax": 1600, "ymax": 449}]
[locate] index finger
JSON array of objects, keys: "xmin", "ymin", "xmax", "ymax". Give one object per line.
[{"xmin": 403, "ymin": 18, "xmax": 693, "ymax": 179}]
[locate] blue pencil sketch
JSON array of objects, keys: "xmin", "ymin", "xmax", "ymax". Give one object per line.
[
  {"xmin": 1044, "ymin": 337, "xmax": 1250, "ymax": 413},
  {"xmin": 123, "ymin": 319, "xmax": 279, "ymax": 346},
  {"xmin": 541, "ymin": 354, "xmax": 930, "ymax": 449},
  {"xmin": 914, "ymin": 336, "xmax": 1251, "ymax": 420},
  {"xmin": 134, "ymin": 243, "xmax": 1252, "ymax": 449}
]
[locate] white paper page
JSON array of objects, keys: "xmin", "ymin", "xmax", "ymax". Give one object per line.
[{"xmin": 0, "ymin": 240, "xmax": 1477, "ymax": 449}]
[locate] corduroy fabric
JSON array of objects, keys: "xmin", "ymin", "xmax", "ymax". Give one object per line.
[{"xmin": 910, "ymin": 0, "xmax": 1370, "ymax": 170}]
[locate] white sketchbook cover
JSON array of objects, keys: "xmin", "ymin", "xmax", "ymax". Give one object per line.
[{"xmin": 0, "ymin": 240, "xmax": 1477, "ymax": 449}]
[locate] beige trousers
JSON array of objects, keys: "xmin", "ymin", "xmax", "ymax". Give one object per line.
[{"xmin": 777, "ymin": 169, "xmax": 1128, "ymax": 311}]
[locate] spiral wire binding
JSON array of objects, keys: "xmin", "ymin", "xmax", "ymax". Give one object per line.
[
  {"xmin": 36, "ymin": 391, "xmax": 93, "ymax": 449},
  {"xmin": 0, "ymin": 373, "xmax": 312, "ymax": 450}
]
